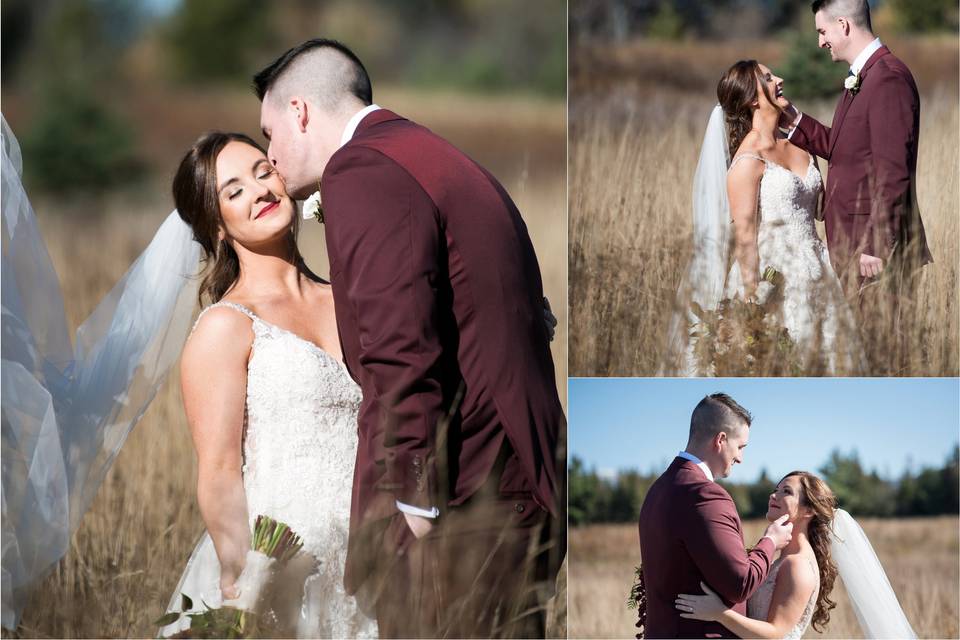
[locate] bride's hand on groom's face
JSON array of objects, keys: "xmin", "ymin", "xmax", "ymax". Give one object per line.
[{"xmin": 675, "ymin": 582, "xmax": 726, "ymax": 622}]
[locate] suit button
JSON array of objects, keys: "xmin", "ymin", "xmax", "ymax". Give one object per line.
[{"xmin": 514, "ymin": 503, "xmax": 525, "ymax": 514}]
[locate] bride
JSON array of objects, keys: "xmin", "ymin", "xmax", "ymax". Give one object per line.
[
  {"xmin": 158, "ymin": 131, "xmax": 377, "ymax": 637},
  {"xmin": 674, "ymin": 471, "xmax": 916, "ymax": 639},
  {"xmin": 664, "ymin": 60, "xmax": 866, "ymax": 376}
]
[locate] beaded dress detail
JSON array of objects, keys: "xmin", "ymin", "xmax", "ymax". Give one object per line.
[
  {"xmin": 721, "ymin": 152, "xmax": 866, "ymax": 375},
  {"xmin": 161, "ymin": 302, "xmax": 377, "ymax": 638}
]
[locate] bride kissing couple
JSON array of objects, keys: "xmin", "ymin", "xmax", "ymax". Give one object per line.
[
  {"xmin": 637, "ymin": 393, "xmax": 915, "ymax": 639},
  {"xmin": 161, "ymin": 37, "xmax": 566, "ymax": 638}
]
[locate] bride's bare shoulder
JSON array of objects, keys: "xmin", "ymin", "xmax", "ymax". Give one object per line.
[
  {"xmin": 778, "ymin": 552, "xmax": 819, "ymax": 594},
  {"xmin": 182, "ymin": 304, "xmax": 254, "ymax": 368}
]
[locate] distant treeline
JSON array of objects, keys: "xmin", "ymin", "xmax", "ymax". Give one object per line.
[
  {"xmin": 570, "ymin": 446, "xmax": 960, "ymax": 525},
  {"xmin": 571, "ymin": 0, "xmax": 958, "ymax": 43}
]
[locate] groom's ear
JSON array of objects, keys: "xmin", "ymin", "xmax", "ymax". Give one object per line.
[
  {"xmin": 838, "ymin": 16, "xmax": 851, "ymax": 36},
  {"xmin": 714, "ymin": 431, "xmax": 727, "ymax": 451},
  {"xmin": 290, "ymin": 97, "xmax": 310, "ymax": 133}
]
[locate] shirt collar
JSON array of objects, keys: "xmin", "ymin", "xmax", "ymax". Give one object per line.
[
  {"xmin": 678, "ymin": 451, "xmax": 715, "ymax": 482},
  {"xmin": 339, "ymin": 104, "xmax": 381, "ymax": 148},
  {"xmin": 850, "ymin": 37, "xmax": 882, "ymax": 75}
]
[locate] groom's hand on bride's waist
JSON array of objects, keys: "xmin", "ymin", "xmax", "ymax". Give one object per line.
[{"xmin": 762, "ymin": 514, "xmax": 793, "ymax": 550}]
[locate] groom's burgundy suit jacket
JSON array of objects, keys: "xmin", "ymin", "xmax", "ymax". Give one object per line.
[
  {"xmin": 790, "ymin": 46, "xmax": 931, "ymax": 283},
  {"xmin": 638, "ymin": 458, "xmax": 776, "ymax": 638},
  {"xmin": 321, "ymin": 109, "xmax": 564, "ymax": 594}
]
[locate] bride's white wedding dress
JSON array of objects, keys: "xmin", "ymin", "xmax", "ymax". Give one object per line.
[
  {"xmin": 709, "ymin": 152, "xmax": 865, "ymax": 375},
  {"xmin": 665, "ymin": 105, "xmax": 867, "ymax": 377},
  {"xmin": 747, "ymin": 555, "xmax": 819, "ymax": 640},
  {"xmin": 160, "ymin": 302, "xmax": 377, "ymax": 639}
]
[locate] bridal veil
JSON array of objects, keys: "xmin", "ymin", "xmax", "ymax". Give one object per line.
[{"xmin": 1, "ymin": 114, "xmax": 201, "ymax": 628}]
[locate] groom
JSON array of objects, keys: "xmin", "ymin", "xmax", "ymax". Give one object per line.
[
  {"xmin": 782, "ymin": 0, "xmax": 931, "ymax": 306},
  {"xmin": 253, "ymin": 40, "xmax": 564, "ymax": 637},
  {"xmin": 638, "ymin": 394, "xmax": 793, "ymax": 638}
]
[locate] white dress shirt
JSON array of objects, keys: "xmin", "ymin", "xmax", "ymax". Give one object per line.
[
  {"xmin": 335, "ymin": 102, "xmax": 439, "ymax": 520},
  {"xmin": 678, "ymin": 451, "xmax": 715, "ymax": 482},
  {"xmin": 339, "ymin": 103, "xmax": 381, "ymax": 147}
]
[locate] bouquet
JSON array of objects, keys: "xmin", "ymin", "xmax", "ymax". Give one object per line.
[
  {"xmin": 154, "ymin": 515, "xmax": 305, "ymax": 639},
  {"xmin": 689, "ymin": 267, "xmax": 802, "ymax": 376}
]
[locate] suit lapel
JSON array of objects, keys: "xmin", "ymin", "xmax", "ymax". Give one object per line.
[{"xmin": 829, "ymin": 46, "xmax": 890, "ymax": 155}]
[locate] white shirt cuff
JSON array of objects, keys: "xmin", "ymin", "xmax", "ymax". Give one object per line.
[
  {"xmin": 786, "ymin": 111, "xmax": 803, "ymax": 140},
  {"xmin": 396, "ymin": 500, "xmax": 439, "ymax": 518}
]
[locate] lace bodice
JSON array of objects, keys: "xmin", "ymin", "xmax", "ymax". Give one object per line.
[
  {"xmin": 165, "ymin": 301, "xmax": 376, "ymax": 638},
  {"xmin": 732, "ymin": 153, "xmax": 825, "ymax": 282},
  {"xmin": 748, "ymin": 556, "xmax": 819, "ymax": 640},
  {"xmin": 722, "ymin": 152, "xmax": 865, "ymax": 374}
]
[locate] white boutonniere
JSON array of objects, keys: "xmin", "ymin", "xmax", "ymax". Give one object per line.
[
  {"xmin": 302, "ymin": 190, "xmax": 323, "ymax": 223},
  {"xmin": 844, "ymin": 73, "xmax": 861, "ymax": 95}
]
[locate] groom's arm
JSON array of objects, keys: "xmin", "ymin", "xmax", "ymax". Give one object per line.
[
  {"xmin": 683, "ymin": 483, "xmax": 776, "ymax": 606},
  {"xmin": 790, "ymin": 110, "xmax": 833, "ymax": 160},
  {"xmin": 323, "ymin": 145, "xmax": 445, "ymax": 513}
]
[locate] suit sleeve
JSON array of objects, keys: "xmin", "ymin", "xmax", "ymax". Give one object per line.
[
  {"xmin": 865, "ymin": 71, "xmax": 919, "ymax": 260},
  {"xmin": 792, "ymin": 112, "xmax": 833, "ymax": 160},
  {"xmin": 323, "ymin": 145, "xmax": 444, "ymax": 510},
  {"xmin": 682, "ymin": 483, "xmax": 776, "ymax": 606}
]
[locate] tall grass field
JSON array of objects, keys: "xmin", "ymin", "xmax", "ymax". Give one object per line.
[
  {"xmin": 570, "ymin": 37, "xmax": 958, "ymax": 376},
  {"xmin": 2, "ymin": 88, "xmax": 567, "ymax": 638},
  {"xmin": 569, "ymin": 517, "xmax": 959, "ymax": 639}
]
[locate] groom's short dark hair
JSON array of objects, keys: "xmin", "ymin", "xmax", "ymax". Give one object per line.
[
  {"xmin": 252, "ymin": 38, "xmax": 373, "ymax": 105},
  {"xmin": 689, "ymin": 393, "xmax": 752, "ymax": 443},
  {"xmin": 811, "ymin": 0, "xmax": 872, "ymax": 31}
]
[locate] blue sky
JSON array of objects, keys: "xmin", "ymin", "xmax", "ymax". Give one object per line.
[{"xmin": 569, "ymin": 378, "xmax": 960, "ymax": 482}]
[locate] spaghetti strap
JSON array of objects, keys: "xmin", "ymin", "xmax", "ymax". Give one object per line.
[
  {"xmin": 729, "ymin": 153, "xmax": 766, "ymax": 170},
  {"xmin": 191, "ymin": 301, "xmax": 258, "ymax": 334}
]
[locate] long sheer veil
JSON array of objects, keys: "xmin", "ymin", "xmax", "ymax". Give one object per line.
[
  {"xmin": 1, "ymin": 114, "xmax": 201, "ymax": 628},
  {"xmin": 662, "ymin": 104, "xmax": 732, "ymax": 374},
  {"xmin": 830, "ymin": 508, "xmax": 917, "ymax": 639}
]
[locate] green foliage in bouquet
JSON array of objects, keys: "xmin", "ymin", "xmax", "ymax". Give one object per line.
[
  {"xmin": 690, "ymin": 267, "xmax": 803, "ymax": 376},
  {"xmin": 153, "ymin": 515, "xmax": 303, "ymax": 638}
]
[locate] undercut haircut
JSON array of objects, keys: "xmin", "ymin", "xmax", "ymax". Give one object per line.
[
  {"xmin": 811, "ymin": 0, "xmax": 873, "ymax": 31},
  {"xmin": 689, "ymin": 393, "xmax": 753, "ymax": 444},
  {"xmin": 252, "ymin": 38, "xmax": 372, "ymax": 111}
]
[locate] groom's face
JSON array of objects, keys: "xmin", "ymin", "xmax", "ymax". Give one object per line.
[
  {"xmin": 815, "ymin": 10, "xmax": 846, "ymax": 62},
  {"xmin": 260, "ymin": 94, "xmax": 326, "ymax": 200},
  {"xmin": 715, "ymin": 422, "xmax": 749, "ymax": 478}
]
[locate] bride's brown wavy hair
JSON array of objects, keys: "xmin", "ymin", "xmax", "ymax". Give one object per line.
[
  {"xmin": 717, "ymin": 60, "xmax": 784, "ymax": 158},
  {"xmin": 173, "ymin": 132, "xmax": 301, "ymax": 304},
  {"xmin": 781, "ymin": 470, "xmax": 838, "ymax": 632}
]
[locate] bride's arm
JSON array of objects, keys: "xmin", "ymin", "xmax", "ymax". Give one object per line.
[
  {"xmin": 727, "ymin": 158, "xmax": 765, "ymax": 299},
  {"xmin": 180, "ymin": 307, "xmax": 254, "ymax": 597},
  {"xmin": 677, "ymin": 555, "xmax": 817, "ymax": 639}
]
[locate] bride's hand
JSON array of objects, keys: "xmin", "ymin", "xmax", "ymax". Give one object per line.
[{"xmin": 675, "ymin": 581, "xmax": 728, "ymax": 622}]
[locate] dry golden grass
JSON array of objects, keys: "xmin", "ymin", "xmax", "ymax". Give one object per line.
[
  {"xmin": 570, "ymin": 37, "xmax": 959, "ymax": 376},
  {"xmin": 569, "ymin": 517, "xmax": 960, "ymax": 639},
  {"xmin": 2, "ymin": 91, "xmax": 566, "ymax": 638}
]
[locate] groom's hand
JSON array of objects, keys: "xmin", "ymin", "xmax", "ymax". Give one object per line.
[
  {"xmin": 403, "ymin": 512, "xmax": 434, "ymax": 539},
  {"xmin": 778, "ymin": 101, "xmax": 800, "ymax": 131},
  {"xmin": 763, "ymin": 514, "xmax": 793, "ymax": 550},
  {"xmin": 860, "ymin": 253, "xmax": 884, "ymax": 279}
]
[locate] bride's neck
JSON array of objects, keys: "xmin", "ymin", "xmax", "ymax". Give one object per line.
[
  {"xmin": 751, "ymin": 108, "xmax": 780, "ymax": 142},
  {"xmin": 782, "ymin": 526, "xmax": 810, "ymax": 556},
  {"xmin": 233, "ymin": 239, "xmax": 307, "ymax": 298}
]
